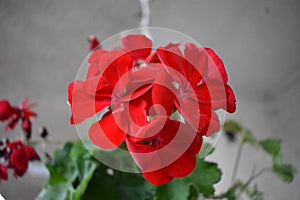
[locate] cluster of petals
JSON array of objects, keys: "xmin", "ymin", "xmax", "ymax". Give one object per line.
[
  {"xmin": 0, "ymin": 140, "xmax": 40, "ymax": 182},
  {"xmin": 0, "ymin": 99, "xmax": 37, "ymax": 139},
  {"xmin": 68, "ymin": 34, "xmax": 236, "ymax": 185}
]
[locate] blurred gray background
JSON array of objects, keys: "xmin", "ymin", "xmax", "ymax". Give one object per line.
[{"xmin": 0, "ymin": 0, "xmax": 300, "ymax": 199}]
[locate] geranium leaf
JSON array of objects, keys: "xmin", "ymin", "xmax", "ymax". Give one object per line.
[
  {"xmin": 272, "ymin": 164, "xmax": 296, "ymax": 183},
  {"xmin": 186, "ymin": 158, "xmax": 222, "ymax": 197},
  {"xmin": 37, "ymin": 182, "xmax": 69, "ymax": 200},
  {"xmin": 156, "ymin": 178, "xmax": 190, "ymax": 200},
  {"xmin": 69, "ymin": 160, "xmax": 97, "ymax": 199},
  {"xmin": 246, "ymin": 186, "xmax": 264, "ymax": 200},
  {"xmin": 83, "ymin": 164, "xmax": 154, "ymax": 200},
  {"xmin": 225, "ymin": 188, "xmax": 237, "ymax": 200},
  {"xmin": 260, "ymin": 139, "xmax": 281, "ymax": 159},
  {"xmin": 37, "ymin": 141, "xmax": 98, "ymax": 200}
]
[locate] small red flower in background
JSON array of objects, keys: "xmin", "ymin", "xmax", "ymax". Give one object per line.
[
  {"xmin": 0, "ymin": 99, "xmax": 40, "ymax": 183},
  {"xmin": 68, "ymin": 34, "xmax": 236, "ymax": 185},
  {"xmin": 6, "ymin": 140, "xmax": 40, "ymax": 177},
  {"xmin": 0, "ymin": 98, "xmax": 37, "ymax": 139},
  {"xmin": 0, "ymin": 139, "xmax": 40, "ymax": 181}
]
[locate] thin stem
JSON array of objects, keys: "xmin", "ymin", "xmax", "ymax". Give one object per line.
[
  {"xmin": 244, "ymin": 167, "xmax": 272, "ymax": 187},
  {"xmin": 231, "ymin": 142, "xmax": 243, "ymax": 183},
  {"xmin": 138, "ymin": 0, "xmax": 152, "ymax": 39},
  {"xmin": 210, "ymin": 167, "xmax": 272, "ymax": 199},
  {"xmin": 209, "ymin": 181, "xmax": 243, "ymax": 199},
  {"xmin": 138, "ymin": 0, "xmax": 151, "ymax": 28}
]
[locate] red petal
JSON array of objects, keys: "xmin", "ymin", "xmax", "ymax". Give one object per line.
[
  {"xmin": 120, "ymin": 64, "xmax": 164, "ymax": 101},
  {"xmin": 198, "ymin": 105, "xmax": 220, "ymax": 136},
  {"xmin": 121, "ymin": 34, "xmax": 152, "ymax": 60},
  {"xmin": 23, "ymin": 145, "xmax": 40, "ymax": 161},
  {"xmin": 175, "ymin": 97, "xmax": 200, "ymax": 131},
  {"xmin": 226, "ymin": 85, "xmax": 236, "ymax": 113},
  {"xmin": 166, "ymin": 152, "xmax": 196, "ymax": 178},
  {"xmin": 89, "ymin": 35, "xmax": 100, "ymax": 51},
  {"xmin": 151, "ymin": 70, "xmax": 178, "ymax": 116},
  {"xmin": 0, "ymin": 100, "xmax": 12, "ymax": 120},
  {"xmin": 87, "ymin": 49, "xmax": 108, "ymax": 78},
  {"xmin": 22, "ymin": 119, "xmax": 32, "ymax": 139},
  {"xmin": 127, "ymin": 119, "xmax": 198, "ymax": 175},
  {"xmin": 8, "ymin": 144, "xmax": 29, "ymax": 177},
  {"xmin": 128, "ymin": 100, "xmax": 148, "ymax": 127},
  {"xmin": 204, "ymin": 47, "xmax": 228, "ymax": 83},
  {"xmin": 0, "ymin": 100, "xmax": 19, "ymax": 121},
  {"xmin": 142, "ymin": 169, "xmax": 173, "ymax": 186},
  {"xmin": 0, "ymin": 164, "xmax": 8, "ymax": 181},
  {"xmin": 68, "ymin": 80, "xmax": 111, "ymax": 124},
  {"xmin": 184, "ymin": 43, "xmax": 207, "ymax": 87},
  {"xmin": 100, "ymin": 50, "xmax": 134, "ymax": 88},
  {"xmin": 157, "ymin": 46, "xmax": 186, "ymax": 80},
  {"xmin": 88, "ymin": 112, "xmax": 126, "ymax": 149},
  {"xmin": 5, "ymin": 116, "xmax": 20, "ymax": 132},
  {"xmin": 196, "ymin": 82, "xmax": 236, "ymax": 113}
]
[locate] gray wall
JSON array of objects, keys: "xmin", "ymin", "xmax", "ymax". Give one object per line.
[{"xmin": 0, "ymin": 0, "xmax": 299, "ymax": 199}]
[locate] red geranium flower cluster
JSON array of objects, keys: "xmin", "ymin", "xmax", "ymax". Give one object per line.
[
  {"xmin": 0, "ymin": 99, "xmax": 40, "ymax": 182},
  {"xmin": 68, "ymin": 34, "xmax": 236, "ymax": 185}
]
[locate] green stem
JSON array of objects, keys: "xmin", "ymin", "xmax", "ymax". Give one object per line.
[
  {"xmin": 231, "ymin": 141, "xmax": 244, "ymax": 183},
  {"xmin": 210, "ymin": 167, "xmax": 272, "ymax": 199},
  {"xmin": 244, "ymin": 167, "xmax": 272, "ymax": 187},
  {"xmin": 209, "ymin": 181, "xmax": 243, "ymax": 199}
]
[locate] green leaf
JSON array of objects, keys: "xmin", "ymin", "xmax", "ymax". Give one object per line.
[
  {"xmin": 225, "ymin": 188, "xmax": 237, "ymax": 200},
  {"xmin": 83, "ymin": 165, "xmax": 154, "ymax": 200},
  {"xmin": 37, "ymin": 141, "xmax": 99, "ymax": 200},
  {"xmin": 186, "ymin": 158, "xmax": 222, "ymax": 197},
  {"xmin": 246, "ymin": 186, "xmax": 264, "ymax": 200},
  {"xmin": 272, "ymin": 164, "xmax": 296, "ymax": 183},
  {"xmin": 37, "ymin": 183, "xmax": 69, "ymax": 200},
  {"xmin": 156, "ymin": 178, "xmax": 190, "ymax": 200},
  {"xmin": 260, "ymin": 139, "xmax": 281, "ymax": 159},
  {"xmin": 241, "ymin": 129, "xmax": 259, "ymax": 146},
  {"xmin": 188, "ymin": 185, "xmax": 199, "ymax": 200},
  {"xmin": 223, "ymin": 120, "xmax": 242, "ymax": 133},
  {"xmin": 69, "ymin": 160, "xmax": 97, "ymax": 199}
]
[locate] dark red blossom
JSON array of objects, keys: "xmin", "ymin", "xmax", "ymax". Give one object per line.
[
  {"xmin": 6, "ymin": 140, "xmax": 40, "ymax": 177},
  {"xmin": 0, "ymin": 99, "xmax": 37, "ymax": 139}
]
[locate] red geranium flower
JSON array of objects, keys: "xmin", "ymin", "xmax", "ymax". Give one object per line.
[
  {"xmin": 6, "ymin": 140, "xmax": 40, "ymax": 177},
  {"xmin": 126, "ymin": 117, "xmax": 202, "ymax": 185},
  {"xmin": 0, "ymin": 99, "xmax": 37, "ymax": 139},
  {"xmin": 68, "ymin": 34, "xmax": 236, "ymax": 186},
  {"xmin": 69, "ymin": 49, "xmax": 134, "ymax": 124},
  {"xmin": 152, "ymin": 44, "xmax": 236, "ymax": 136},
  {"xmin": 88, "ymin": 64, "xmax": 164, "ymax": 149}
]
